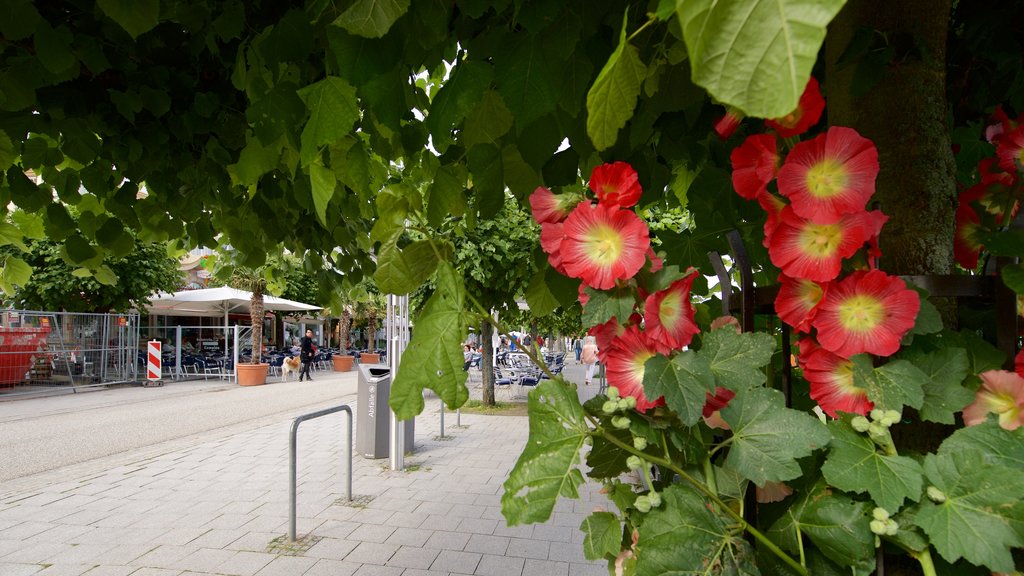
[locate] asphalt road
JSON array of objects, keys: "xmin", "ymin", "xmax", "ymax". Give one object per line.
[{"xmin": 0, "ymin": 373, "xmax": 359, "ymax": 493}]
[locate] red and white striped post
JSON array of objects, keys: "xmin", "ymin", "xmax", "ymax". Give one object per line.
[{"xmin": 147, "ymin": 340, "xmax": 162, "ymax": 383}]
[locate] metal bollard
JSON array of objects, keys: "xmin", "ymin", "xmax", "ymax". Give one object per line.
[
  {"xmin": 440, "ymin": 400, "xmax": 445, "ymax": 438},
  {"xmin": 289, "ymin": 404, "xmax": 353, "ymax": 541}
]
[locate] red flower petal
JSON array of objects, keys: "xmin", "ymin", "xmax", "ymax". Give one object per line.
[
  {"xmin": 963, "ymin": 370, "xmax": 1024, "ymax": 430},
  {"xmin": 540, "ymin": 221, "xmax": 568, "ymax": 275},
  {"xmin": 589, "ymin": 162, "xmax": 642, "ymax": 208},
  {"xmin": 758, "ymin": 191, "xmax": 786, "ymax": 248},
  {"xmin": 560, "ymin": 203, "xmax": 650, "ymax": 290},
  {"xmin": 777, "ymin": 127, "xmax": 879, "ymax": 224},
  {"xmin": 799, "ymin": 339, "xmax": 873, "ymax": 417},
  {"xmin": 996, "ymin": 124, "xmax": 1024, "ymax": 175},
  {"xmin": 775, "ymin": 274, "xmax": 827, "ymax": 333},
  {"xmin": 643, "ymin": 271, "xmax": 700, "ymax": 354},
  {"xmin": 604, "ymin": 325, "xmax": 664, "ymax": 412},
  {"xmin": 731, "ymin": 134, "xmax": 779, "ymax": 200},
  {"xmin": 702, "ymin": 386, "xmax": 735, "ymax": 430},
  {"xmin": 529, "ymin": 186, "xmax": 577, "ymax": 224},
  {"xmin": 714, "ymin": 109, "xmax": 744, "ymax": 140},
  {"xmin": 862, "ymin": 210, "xmax": 889, "ymax": 264},
  {"xmin": 812, "ymin": 270, "xmax": 920, "ymax": 358},
  {"xmin": 768, "ymin": 206, "xmax": 866, "ymax": 282},
  {"xmin": 954, "ymin": 199, "xmax": 983, "ymax": 270},
  {"xmin": 765, "ymin": 77, "xmax": 825, "ymax": 138}
]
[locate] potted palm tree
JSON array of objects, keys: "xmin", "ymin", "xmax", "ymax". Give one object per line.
[
  {"xmin": 332, "ymin": 307, "xmax": 354, "ymax": 372},
  {"xmin": 230, "ymin": 265, "xmax": 271, "ymax": 386}
]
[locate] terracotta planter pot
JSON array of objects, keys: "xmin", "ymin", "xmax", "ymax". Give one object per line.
[
  {"xmin": 360, "ymin": 353, "xmax": 381, "ymax": 364},
  {"xmin": 333, "ymin": 355, "xmax": 354, "ymax": 372},
  {"xmin": 237, "ymin": 363, "xmax": 269, "ymax": 386}
]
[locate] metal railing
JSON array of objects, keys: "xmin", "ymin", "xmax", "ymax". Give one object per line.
[{"xmin": 288, "ymin": 404, "xmax": 353, "ymax": 541}]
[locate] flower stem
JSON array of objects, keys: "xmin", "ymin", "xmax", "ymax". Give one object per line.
[
  {"xmin": 596, "ymin": 427, "xmax": 807, "ymax": 575},
  {"xmin": 912, "ymin": 548, "xmax": 938, "ymax": 576}
]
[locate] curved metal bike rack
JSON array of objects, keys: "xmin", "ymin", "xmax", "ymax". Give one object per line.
[{"xmin": 289, "ymin": 404, "xmax": 353, "ymax": 541}]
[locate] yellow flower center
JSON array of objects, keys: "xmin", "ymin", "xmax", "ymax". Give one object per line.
[
  {"xmin": 797, "ymin": 222, "xmax": 844, "ymax": 257},
  {"xmin": 631, "ymin": 350, "xmax": 655, "ymax": 382},
  {"xmin": 837, "ymin": 294, "xmax": 884, "ymax": 333},
  {"xmin": 804, "ymin": 158, "xmax": 849, "ymax": 199},
  {"xmin": 659, "ymin": 293, "xmax": 682, "ymax": 329},
  {"xmin": 585, "ymin": 224, "xmax": 623, "ymax": 266}
]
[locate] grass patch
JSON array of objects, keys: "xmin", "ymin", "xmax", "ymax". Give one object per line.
[{"xmin": 456, "ymin": 400, "xmax": 529, "ymax": 416}]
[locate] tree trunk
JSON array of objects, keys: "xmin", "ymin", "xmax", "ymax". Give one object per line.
[
  {"xmin": 250, "ymin": 289, "xmax": 263, "ymax": 364},
  {"xmin": 481, "ymin": 320, "xmax": 496, "ymax": 405},
  {"xmin": 825, "ymin": 0, "xmax": 956, "ymax": 277},
  {"xmin": 339, "ymin": 310, "xmax": 351, "ymax": 351}
]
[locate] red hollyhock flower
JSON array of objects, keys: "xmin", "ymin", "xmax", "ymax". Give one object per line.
[
  {"xmin": 862, "ymin": 210, "xmax": 889, "ymax": 264},
  {"xmin": 577, "ymin": 283, "xmax": 590, "ymax": 306},
  {"xmin": 589, "ymin": 315, "xmax": 635, "ymax": 361},
  {"xmin": 954, "ymin": 199, "xmax": 983, "ymax": 270},
  {"xmin": 713, "ymin": 108, "xmax": 744, "ymax": 140},
  {"xmin": 646, "ymin": 247, "xmax": 664, "ymax": 273},
  {"xmin": 731, "ymin": 134, "xmax": 779, "ymax": 200},
  {"xmin": 765, "ymin": 77, "xmax": 825, "ymax": 138},
  {"xmin": 604, "ymin": 325, "xmax": 664, "ymax": 412},
  {"xmin": 643, "ymin": 271, "xmax": 700, "ymax": 354},
  {"xmin": 589, "ymin": 162, "xmax": 642, "ymax": 208},
  {"xmin": 996, "ymin": 123, "xmax": 1024, "ymax": 174},
  {"xmin": 963, "ymin": 370, "xmax": 1024, "ymax": 430},
  {"xmin": 702, "ymin": 387, "xmax": 736, "ymax": 429},
  {"xmin": 777, "ymin": 126, "xmax": 879, "ymax": 224},
  {"xmin": 775, "ymin": 274, "xmax": 827, "ymax": 333},
  {"xmin": 560, "ymin": 203, "xmax": 651, "ymax": 290},
  {"xmin": 758, "ymin": 191, "xmax": 786, "ymax": 248},
  {"xmin": 540, "ymin": 222, "xmax": 568, "ymax": 275},
  {"xmin": 812, "ymin": 270, "xmax": 920, "ymax": 358},
  {"xmin": 768, "ymin": 206, "xmax": 866, "ymax": 282},
  {"xmin": 529, "ymin": 186, "xmax": 578, "ymax": 224},
  {"xmin": 799, "ymin": 338, "xmax": 873, "ymax": 417}
]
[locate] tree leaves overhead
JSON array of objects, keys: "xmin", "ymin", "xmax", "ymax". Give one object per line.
[
  {"xmin": 676, "ymin": 0, "xmax": 845, "ymax": 118},
  {"xmin": 96, "ymin": 0, "xmax": 160, "ymax": 39},
  {"xmin": 334, "ymin": 0, "xmax": 411, "ymax": 39},
  {"xmin": 821, "ymin": 418, "xmax": 924, "ymax": 511},
  {"xmin": 586, "ymin": 13, "xmax": 645, "ymax": 151},
  {"xmin": 297, "ymin": 76, "xmax": 360, "ymax": 166},
  {"xmin": 502, "ymin": 379, "xmax": 589, "ymax": 526}
]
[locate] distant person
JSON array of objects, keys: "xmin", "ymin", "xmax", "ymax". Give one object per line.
[
  {"xmin": 299, "ymin": 329, "xmax": 316, "ymax": 381},
  {"xmin": 581, "ymin": 336, "xmax": 599, "ymax": 386},
  {"xmin": 463, "ymin": 344, "xmax": 473, "ymax": 371},
  {"xmin": 574, "ymin": 337, "xmax": 583, "ymax": 364}
]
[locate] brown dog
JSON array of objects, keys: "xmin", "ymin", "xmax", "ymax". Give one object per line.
[{"xmin": 281, "ymin": 356, "xmax": 302, "ymax": 380}]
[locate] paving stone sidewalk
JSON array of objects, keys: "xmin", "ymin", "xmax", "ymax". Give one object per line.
[{"xmin": 0, "ymin": 366, "xmax": 610, "ymax": 576}]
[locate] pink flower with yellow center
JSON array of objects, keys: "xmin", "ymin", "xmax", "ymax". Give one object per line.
[
  {"xmin": 777, "ymin": 126, "xmax": 879, "ymax": 225},
  {"xmin": 540, "ymin": 221, "xmax": 568, "ymax": 275},
  {"xmin": 560, "ymin": 203, "xmax": 650, "ymax": 290},
  {"xmin": 775, "ymin": 274, "xmax": 827, "ymax": 333},
  {"xmin": 643, "ymin": 270, "xmax": 700, "ymax": 354},
  {"xmin": 996, "ymin": 124, "xmax": 1024, "ymax": 175},
  {"xmin": 731, "ymin": 134, "xmax": 780, "ymax": 200},
  {"xmin": 604, "ymin": 325, "xmax": 664, "ymax": 412},
  {"xmin": 589, "ymin": 162, "xmax": 642, "ymax": 208},
  {"xmin": 812, "ymin": 270, "xmax": 920, "ymax": 359},
  {"xmin": 963, "ymin": 370, "xmax": 1024, "ymax": 430},
  {"xmin": 529, "ymin": 186, "xmax": 579, "ymax": 225},
  {"xmin": 768, "ymin": 206, "xmax": 866, "ymax": 282},
  {"xmin": 765, "ymin": 77, "xmax": 825, "ymax": 138},
  {"xmin": 798, "ymin": 338, "xmax": 873, "ymax": 417}
]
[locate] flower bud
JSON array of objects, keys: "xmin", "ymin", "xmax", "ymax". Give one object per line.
[
  {"xmin": 871, "ymin": 507, "xmax": 889, "ymax": 521},
  {"xmin": 647, "ymin": 491, "xmax": 662, "ymax": 508},
  {"xmin": 851, "ymin": 416, "xmax": 871, "ymax": 432},
  {"xmin": 626, "ymin": 455, "xmax": 643, "ymax": 470},
  {"xmin": 602, "ymin": 400, "xmax": 619, "ymax": 415},
  {"xmin": 607, "ymin": 387, "xmax": 620, "ymax": 400},
  {"xmin": 612, "ymin": 415, "xmax": 631, "ymax": 429},
  {"xmin": 926, "ymin": 486, "xmax": 947, "ymax": 503},
  {"xmin": 883, "ymin": 410, "xmax": 902, "ymax": 426},
  {"xmin": 884, "ymin": 519, "xmax": 899, "ymax": 536},
  {"xmin": 633, "ymin": 437, "xmax": 648, "ymax": 450},
  {"xmin": 870, "ymin": 408, "xmax": 886, "ymax": 422},
  {"xmin": 622, "ymin": 396, "xmax": 637, "ymax": 410},
  {"xmin": 870, "ymin": 519, "xmax": 888, "ymax": 535},
  {"xmin": 634, "ymin": 495, "xmax": 652, "ymax": 513}
]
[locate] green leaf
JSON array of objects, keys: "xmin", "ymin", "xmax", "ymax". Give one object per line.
[
  {"xmin": 0, "ymin": 0, "xmax": 40, "ymax": 41},
  {"xmin": 907, "ymin": 289, "xmax": 943, "ymax": 337},
  {"xmin": 95, "ymin": 217, "xmax": 133, "ymax": 258},
  {"xmin": 907, "ymin": 348, "xmax": 975, "ymax": 425},
  {"xmin": 721, "ymin": 387, "xmax": 830, "ymax": 486},
  {"xmin": 982, "ymin": 228, "xmax": 1024, "ymax": 257},
  {"xmin": 0, "ymin": 130, "xmax": 17, "ymax": 169},
  {"xmin": 676, "ymin": 0, "xmax": 844, "ymax": 118},
  {"xmin": 10, "ymin": 211, "xmax": 45, "ymax": 240},
  {"xmin": 497, "ymin": 40, "xmax": 559, "ymax": 128},
  {"xmin": 586, "ymin": 13, "xmax": 645, "ymax": 150},
  {"xmin": 0, "ymin": 221, "xmax": 28, "ymax": 251},
  {"xmin": 466, "ymin": 144, "xmax": 503, "ymax": 210},
  {"xmin": 227, "ymin": 135, "xmax": 281, "ymax": 187},
  {"xmin": 642, "ymin": 351, "xmax": 715, "ymax": 426},
  {"xmin": 1001, "ymin": 263, "xmax": 1024, "ymax": 294},
  {"xmin": 580, "ymin": 512, "xmax": 622, "ymax": 560},
  {"xmin": 64, "ymin": 234, "xmax": 98, "ymax": 264},
  {"xmin": 916, "ymin": 451, "xmax": 1024, "ymax": 572},
  {"xmin": 97, "ymin": 0, "xmax": 160, "ymax": 39},
  {"xmin": 585, "ymin": 427, "xmax": 632, "ymax": 479},
  {"xmin": 297, "ymin": 76, "xmax": 360, "ymax": 166},
  {"xmin": 427, "ymin": 163, "xmax": 467, "ymax": 228},
  {"xmin": 820, "ymin": 418, "xmax": 924, "ymax": 511},
  {"xmin": 635, "ymin": 484, "xmax": 759, "ymax": 576},
  {"xmin": 309, "ymin": 163, "xmax": 336, "ymax": 227},
  {"xmin": 961, "ymin": 330, "xmax": 1006, "ymax": 373},
  {"xmin": 93, "ymin": 264, "xmax": 118, "ymax": 286},
  {"xmin": 701, "ymin": 328, "xmax": 776, "ymax": 391},
  {"xmin": 502, "ymin": 379, "xmax": 589, "ymax": 525},
  {"xmin": 851, "ymin": 356, "xmax": 926, "ymax": 411},
  {"xmin": 581, "ymin": 286, "xmax": 635, "ymax": 327},
  {"xmin": 425, "ymin": 60, "xmax": 492, "ymax": 152},
  {"xmin": 389, "ymin": 262, "xmax": 467, "ymax": 419},
  {"xmin": 33, "ymin": 22, "xmax": 77, "ymax": 74},
  {"xmin": 374, "ymin": 240, "xmax": 444, "ymax": 295},
  {"xmin": 333, "ymin": 0, "xmax": 410, "ymax": 38},
  {"xmin": 0, "ymin": 256, "xmax": 32, "ymax": 296},
  {"xmin": 462, "ymin": 90, "xmax": 513, "ymax": 149},
  {"xmin": 525, "ymin": 269, "xmax": 560, "ymax": 317},
  {"xmin": 938, "ymin": 419, "xmax": 1024, "ymax": 471}
]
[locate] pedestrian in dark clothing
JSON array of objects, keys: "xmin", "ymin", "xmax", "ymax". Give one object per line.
[{"xmin": 299, "ymin": 329, "xmax": 316, "ymax": 381}]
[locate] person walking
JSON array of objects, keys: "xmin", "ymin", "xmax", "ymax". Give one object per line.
[
  {"xmin": 581, "ymin": 335, "xmax": 599, "ymax": 386},
  {"xmin": 299, "ymin": 329, "xmax": 316, "ymax": 381},
  {"xmin": 574, "ymin": 337, "xmax": 583, "ymax": 364}
]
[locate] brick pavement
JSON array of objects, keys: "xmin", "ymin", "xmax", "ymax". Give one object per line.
[{"xmin": 0, "ymin": 361, "xmax": 611, "ymax": 576}]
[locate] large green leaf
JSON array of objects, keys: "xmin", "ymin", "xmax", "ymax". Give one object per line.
[
  {"xmin": 297, "ymin": 76, "xmax": 360, "ymax": 165},
  {"xmin": 309, "ymin": 163, "xmax": 336, "ymax": 227},
  {"xmin": 333, "ymin": 0, "xmax": 410, "ymax": 38},
  {"xmin": 701, "ymin": 328, "xmax": 776, "ymax": 391},
  {"xmin": 581, "ymin": 511, "xmax": 622, "ymax": 560},
  {"xmin": 581, "ymin": 286, "xmax": 635, "ymax": 327},
  {"xmin": 525, "ymin": 269, "xmax": 560, "ymax": 317},
  {"xmin": 0, "ymin": 256, "xmax": 32, "ymax": 296},
  {"xmin": 374, "ymin": 240, "xmax": 446, "ymax": 296},
  {"xmin": 851, "ymin": 356, "xmax": 925, "ymax": 412},
  {"xmin": 642, "ymin": 351, "xmax": 715, "ymax": 426},
  {"xmin": 937, "ymin": 419, "xmax": 1024, "ymax": 471},
  {"xmin": 586, "ymin": 13, "xmax": 645, "ymax": 150},
  {"xmin": 496, "ymin": 38, "xmax": 559, "ymax": 128},
  {"xmin": 820, "ymin": 418, "xmax": 924, "ymax": 511},
  {"xmin": 721, "ymin": 387, "xmax": 830, "ymax": 485},
  {"xmin": 426, "ymin": 163, "xmax": 467, "ymax": 228},
  {"xmin": 906, "ymin": 348, "xmax": 974, "ymax": 425},
  {"xmin": 425, "ymin": 60, "xmax": 492, "ymax": 152},
  {"xmin": 676, "ymin": 0, "xmax": 845, "ymax": 118},
  {"xmin": 502, "ymin": 379, "xmax": 589, "ymax": 525},
  {"xmin": 97, "ymin": 0, "xmax": 159, "ymax": 39},
  {"xmin": 227, "ymin": 134, "xmax": 281, "ymax": 187},
  {"xmin": 389, "ymin": 263, "xmax": 468, "ymax": 419},
  {"xmin": 462, "ymin": 89, "xmax": 513, "ymax": 149},
  {"xmin": 635, "ymin": 484, "xmax": 759, "ymax": 576},
  {"xmin": 916, "ymin": 451, "xmax": 1024, "ymax": 572}
]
